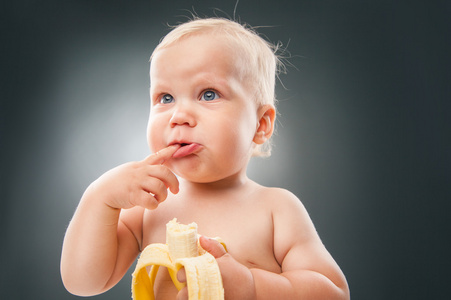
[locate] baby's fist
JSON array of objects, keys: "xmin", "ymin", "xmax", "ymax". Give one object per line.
[{"xmin": 199, "ymin": 236, "xmax": 256, "ymax": 300}]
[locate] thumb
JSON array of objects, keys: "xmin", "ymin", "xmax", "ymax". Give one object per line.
[
  {"xmin": 199, "ymin": 236, "xmax": 227, "ymax": 259},
  {"xmin": 145, "ymin": 144, "xmax": 180, "ymax": 165}
]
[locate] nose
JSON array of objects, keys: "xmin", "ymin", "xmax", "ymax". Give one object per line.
[{"xmin": 169, "ymin": 101, "xmax": 197, "ymax": 128}]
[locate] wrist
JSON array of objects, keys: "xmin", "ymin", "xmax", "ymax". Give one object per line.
[
  {"xmin": 84, "ymin": 178, "xmax": 123, "ymax": 210},
  {"xmin": 248, "ymin": 268, "xmax": 257, "ymax": 300},
  {"xmin": 222, "ymin": 255, "xmax": 256, "ymax": 300},
  {"xmin": 79, "ymin": 182, "xmax": 122, "ymax": 219}
]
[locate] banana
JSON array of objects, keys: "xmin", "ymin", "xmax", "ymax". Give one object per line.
[{"xmin": 131, "ymin": 218, "xmax": 226, "ymax": 300}]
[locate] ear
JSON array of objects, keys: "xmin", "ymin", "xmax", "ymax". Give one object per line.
[{"xmin": 253, "ymin": 104, "xmax": 276, "ymax": 145}]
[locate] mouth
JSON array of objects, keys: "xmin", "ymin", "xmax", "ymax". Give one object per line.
[
  {"xmin": 170, "ymin": 142, "xmax": 202, "ymax": 158},
  {"xmin": 169, "ymin": 141, "xmax": 191, "ymax": 147}
]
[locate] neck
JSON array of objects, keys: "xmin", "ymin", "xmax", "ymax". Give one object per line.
[{"xmin": 178, "ymin": 172, "xmax": 250, "ymax": 197}]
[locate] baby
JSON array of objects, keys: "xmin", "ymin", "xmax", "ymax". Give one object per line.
[{"xmin": 61, "ymin": 18, "xmax": 349, "ymax": 299}]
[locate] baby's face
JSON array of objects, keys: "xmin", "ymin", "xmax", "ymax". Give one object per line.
[{"xmin": 147, "ymin": 33, "xmax": 260, "ymax": 183}]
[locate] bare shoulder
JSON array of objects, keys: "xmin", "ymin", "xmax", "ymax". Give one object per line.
[
  {"xmin": 255, "ymin": 186, "xmax": 309, "ymax": 221},
  {"xmin": 256, "ymin": 186, "xmax": 302, "ymax": 206}
]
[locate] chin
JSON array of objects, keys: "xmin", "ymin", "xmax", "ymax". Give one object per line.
[
  {"xmin": 169, "ymin": 165, "xmax": 222, "ymax": 184},
  {"xmin": 167, "ymin": 154, "xmax": 247, "ymax": 184},
  {"xmin": 174, "ymin": 171, "xmax": 217, "ymax": 183}
]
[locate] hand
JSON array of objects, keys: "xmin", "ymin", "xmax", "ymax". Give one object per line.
[
  {"xmin": 87, "ymin": 145, "xmax": 180, "ymax": 210},
  {"xmin": 176, "ymin": 236, "xmax": 256, "ymax": 300}
]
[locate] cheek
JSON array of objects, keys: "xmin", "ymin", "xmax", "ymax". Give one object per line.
[
  {"xmin": 217, "ymin": 114, "xmax": 256, "ymax": 151},
  {"xmin": 146, "ymin": 116, "xmax": 164, "ymax": 152},
  {"xmin": 146, "ymin": 120, "xmax": 154, "ymax": 151},
  {"xmin": 235, "ymin": 108, "xmax": 258, "ymax": 140}
]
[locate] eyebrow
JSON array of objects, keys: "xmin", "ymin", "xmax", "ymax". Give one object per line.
[
  {"xmin": 194, "ymin": 72, "xmax": 236, "ymax": 93},
  {"xmin": 151, "ymin": 72, "xmax": 235, "ymax": 96}
]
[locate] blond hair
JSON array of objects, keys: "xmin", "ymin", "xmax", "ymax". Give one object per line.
[{"xmin": 150, "ymin": 17, "xmax": 281, "ymax": 156}]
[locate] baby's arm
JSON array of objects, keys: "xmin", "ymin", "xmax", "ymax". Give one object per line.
[
  {"xmin": 251, "ymin": 189, "xmax": 350, "ymax": 299},
  {"xmin": 192, "ymin": 189, "xmax": 349, "ymax": 300},
  {"xmin": 60, "ymin": 145, "xmax": 179, "ymax": 296}
]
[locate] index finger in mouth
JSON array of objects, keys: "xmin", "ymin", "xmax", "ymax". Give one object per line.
[{"xmin": 145, "ymin": 144, "xmax": 180, "ymax": 165}]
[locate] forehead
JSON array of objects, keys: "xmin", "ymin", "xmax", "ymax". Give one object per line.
[{"xmin": 150, "ymin": 33, "xmax": 245, "ymax": 81}]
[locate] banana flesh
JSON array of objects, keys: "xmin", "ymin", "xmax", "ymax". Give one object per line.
[{"xmin": 132, "ymin": 218, "xmax": 226, "ymax": 300}]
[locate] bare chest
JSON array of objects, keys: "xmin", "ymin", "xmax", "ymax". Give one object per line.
[
  {"xmin": 142, "ymin": 196, "xmax": 281, "ymax": 272},
  {"xmin": 140, "ymin": 193, "xmax": 281, "ymax": 299}
]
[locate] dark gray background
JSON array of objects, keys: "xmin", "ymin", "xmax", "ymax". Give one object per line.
[{"xmin": 1, "ymin": 1, "xmax": 450, "ymax": 299}]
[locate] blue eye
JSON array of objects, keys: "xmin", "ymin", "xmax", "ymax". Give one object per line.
[
  {"xmin": 201, "ymin": 90, "xmax": 219, "ymax": 101},
  {"xmin": 160, "ymin": 94, "xmax": 174, "ymax": 104}
]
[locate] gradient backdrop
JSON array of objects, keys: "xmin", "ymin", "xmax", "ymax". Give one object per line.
[{"xmin": 2, "ymin": 1, "xmax": 450, "ymax": 299}]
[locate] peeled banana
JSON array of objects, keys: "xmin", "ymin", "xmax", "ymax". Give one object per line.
[{"xmin": 132, "ymin": 218, "xmax": 226, "ymax": 300}]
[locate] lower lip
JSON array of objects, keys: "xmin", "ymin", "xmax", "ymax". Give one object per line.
[{"xmin": 172, "ymin": 143, "xmax": 202, "ymax": 158}]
